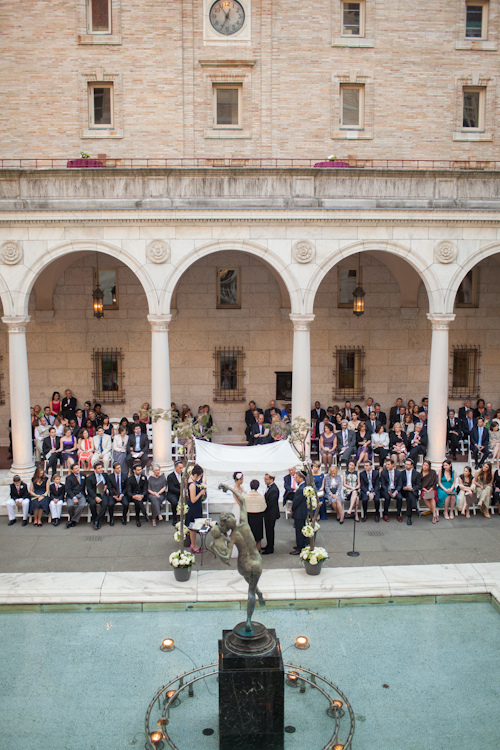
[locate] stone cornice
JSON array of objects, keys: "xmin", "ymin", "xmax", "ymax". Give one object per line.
[{"xmin": 2, "ymin": 217, "xmax": 500, "ymax": 226}]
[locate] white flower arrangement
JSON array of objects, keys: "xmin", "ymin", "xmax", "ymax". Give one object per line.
[
  {"xmin": 303, "ymin": 486, "xmax": 315, "ymax": 498},
  {"xmin": 177, "ymin": 445, "xmax": 185, "ymax": 455},
  {"xmin": 301, "ymin": 521, "xmax": 321, "ymax": 537},
  {"xmin": 306, "ymin": 495, "xmax": 318, "ymax": 510},
  {"xmin": 299, "ymin": 546, "xmax": 329, "ymax": 564},
  {"xmin": 199, "ymin": 483, "xmax": 207, "ymax": 491},
  {"xmin": 169, "ymin": 550, "xmax": 195, "ymax": 569},
  {"xmin": 174, "ymin": 529, "xmax": 188, "ymax": 543},
  {"xmin": 178, "ymin": 503, "xmax": 189, "ymax": 515},
  {"xmin": 187, "ymin": 466, "xmax": 193, "ymax": 475}
]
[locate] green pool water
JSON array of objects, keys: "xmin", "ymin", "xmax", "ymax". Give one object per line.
[{"xmin": 1, "ymin": 598, "xmax": 500, "ymax": 750}]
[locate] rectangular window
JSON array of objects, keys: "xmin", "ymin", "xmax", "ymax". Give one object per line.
[
  {"xmin": 338, "ymin": 267, "xmax": 359, "ymax": 307},
  {"xmin": 465, "ymin": 2, "xmax": 487, "ymax": 38},
  {"xmin": 92, "ymin": 349, "xmax": 125, "ymax": 403},
  {"xmin": 463, "ymin": 87, "xmax": 485, "ymax": 129},
  {"xmin": 88, "ymin": 0, "xmax": 112, "ymax": 33},
  {"xmin": 451, "ymin": 347, "xmax": 480, "ymax": 399},
  {"xmin": 340, "ymin": 84, "xmax": 364, "ymax": 129},
  {"xmin": 455, "ymin": 268, "xmax": 478, "ymax": 307},
  {"xmin": 333, "ymin": 347, "xmax": 365, "ymax": 399},
  {"xmin": 214, "ymin": 347, "xmax": 245, "ymax": 401},
  {"xmin": 342, "ymin": 2, "xmax": 364, "ymax": 36},
  {"xmin": 94, "ymin": 268, "xmax": 118, "ymax": 309},
  {"xmin": 213, "ymin": 85, "xmax": 242, "ymax": 128},
  {"xmin": 89, "ymin": 83, "xmax": 113, "ymax": 128}
]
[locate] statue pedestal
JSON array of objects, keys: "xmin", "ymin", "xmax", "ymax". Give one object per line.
[{"xmin": 218, "ymin": 622, "xmax": 284, "ymax": 750}]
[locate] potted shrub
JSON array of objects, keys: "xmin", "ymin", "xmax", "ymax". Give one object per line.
[{"xmin": 169, "ymin": 549, "xmax": 195, "ymax": 582}]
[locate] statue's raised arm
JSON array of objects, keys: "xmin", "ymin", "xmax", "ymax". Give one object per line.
[{"xmin": 219, "ymin": 482, "xmax": 248, "ymax": 524}]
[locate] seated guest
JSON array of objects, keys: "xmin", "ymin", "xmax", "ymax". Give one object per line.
[
  {"xmin": 390, "ymin": 422, "xmax": 408, "ymax": 467},
  {"xmin": 60, "ymin": 426, "xmax": 78, "ymax": 470},
  {"xmin": 372, "ymin": 424, "xmax": 390, "ymax": 465},
  {"xmin": 374, "ymin": 403, "xmax": 387, "ymax": 426},
  {"xmin": 474, "ymin": 398, "xmax": 487, "ymax": 420},
  {"xmin": 380, "ymin": 458, "xmax": 403, "ymax": 522},
  {"xmin": 437, "ymin": 459, "xmax": 457, "ymax": 520},
  {"xmin": 101, "ymin": 415, "xmax": 114, "ymax": 437},
  {"xmin": 418, "ymin": 411, "xmax": 428, "ymax": 433},
  {"xmin": 53, "ymin": 413, "xmax": 66, "ymax": 437},
  {"xmin": 406, "ymin": 399, "xmax": 416, "ymax": 416},
  {"xmin": 353, "ymin": 404, "xmax": 367, "ymax": 421},
  {"xmin": 127, "ymin": 462, "xmax": 150, "ymax": 527},
  {"xmin": 311, "ymin": 401, "xmax": 327, "ymax": 423},
  {"xmin": 360, "ymin": 459, "xmax": 381, "ymax": 522},
  {"xmin": 355, "ymin": 421, "xmax": 371, "ymax": 467},
  {"xmin": 348, "ymin": 412, "xmax": 362, "ymax": 432},
  {"xmin": 106, "ymin": 462, "xmax": 129, "ymax": 525},
  {"xmin": 83, "ymin": 401, "xmax": 92, "ymax": 420},
  {"xmin": 84, "ymin": 418, "xmax": 96, "ymax": 438},
  {"xmin": 245, "ymin": 400, "xmax": 260, "ymax": 444},
  {"xmin": 471, "ymin": 417, "xmax": 490, "ymax": 469},
  {"xmin": 389, "ymin": 398, "xmax": 404, "ymax": 428},
  {"xmin": 43, "ymin": 406, "xmax": 55, "ymax": 426},
  {"xmin": 185, "ymin": 464, "xmax": 206, "ymax": 552},
  {"xmin": 337, "ymin": 419, "xmax": 356, "ymax": 466},
  {"xmin": 365, "ymin": 396, "xmax": 374, "ymax": 414},
  {"xmin": 64, "ymin": 463, "xmax": 87, "ymax": 528},
  {"xmin": 68, "ymin": 419, "xmax": 78, "ymax": 435},
  {"xmin": 92, "ymin": 425, "xmax": 112, "ymax": 468},
  {"xmin": 139, "ymin": 403, "xmax": 150, "ymax": 423},
  {"xmin": 367, "ymin": 411, "xmax": 380, "ymax": 434},
  {"xmin": 33, "ymin": 404, "xmax": 43, "ymax": 419},
  {"xmin": 29, "ymin": 466, "xmax": 50, "ymax": 527},
  {"xmin": 34, "ymin": 416, "xmax": 51, "ymax": 461},
  {"xmin": 78, "ymin": 428, "xmax": 95, "ymax": 469},
  {"xmin": 148, "ymin": 463, "xmax": 167, "ymax": 526},
  {"xmin": 51, "ymin": 391, "xmax": 61, "ymax": 417},
  {"xmin": 458, "ymin": 466, "xmax": 475, "ymax": 519},
  {"xmin": 61, "ymin": 390, "xmax": 77, "ymax": 420},
  {"xmin": 128, "ymin": 413, "xmax": 147, "ymax": 435},
  {"xmin": 407, "ymin": 423, "xmax": 427, "ymax": 464},
  {"xmin": 7, "ymin": 475, "xmax": 30, "ymax": 527},
  {"xmin": 488, "ymin": 420, "xmax": 500, "ymax": 468},
  {"xmin": 325, "ymin": 465, "xmax": 344, "ymax": 523},
  {"xmin": 74, "ymin": 409, "xmax": 85, "ymax": 432},
  {"xmin": 485, "ymin": 402, "xmax": 495, "ymax": 423},
  {"xmin": 461, "ymin": 409, "xmax": 476, "ymax": 440},
  {"xmin": 458, "ymin": 399, "xmax": 472, "ymax": 423},
  {"xmin": 401, "ymin": 457, "xmax": 422, "ymax": 525},
  {"xmin": 342, "ymin": 401, "xmax": 353, "ymax": 420},
  {"xmin": 320, "ymin": 423, "xmax": 336, "ymax": 470},
  {"xmin": 420, "ymin": 460, "xmax": 439, "ymax": 523},
  {"xmin": 421, "ymin": 397, "xmax": 429, "ymax": 414},
  {"xmin": 402, "ymin": 413, "xmax": 415, "ymax": 436},
  {"xmin": 166, "ymin": 460, "xmax": 183, "ymax": 524},
  {"xmin": 474, "ymin": 462, "xmax": 493, "ymax": 518},
  {"xmin": 127, "ymin": 424, "xmax": 149, "ymax": 470},
  {"xmin": 412, "ymin": 405, "xmax": 422, "ymax": 424},
  {"xmin": 49, "ymin": 474, "xmax": 65, "ymax": 526},
  {"xmin": 42, "ymin": 426, "xmax": 62, "ymax": 477},
  {"xmin": 447, "ymin": 410, "xmax": 460, "ymax": 460},
  {"xmin": 119, "ymin": 416, "xmax": 129, "ymax": 432},
  {"xmin": 283, "ymin": 466, "xmax": 298, "ymax": 509},
  {"xmin": 112, "ymin": 425, "xmax": 129, "ymax": 473},
  {"xmin": 252, "ymin": 413, "xmax": 272, "ymax": 445},
  {"xmin": 244, "ymin": 479, "xmax": 267, "ymax": 552},
  {"xmin": 86, "ymin": 461, "xmax": 109, "ymax": 530},
  {"xmin": 343, "ymin": 460, "xmax": 360, "ymax": 521},
  {"xmin": 264, "ymin": 400, "xmax": 277, "ymax": 423},
  {"xmin": 31, "ymin": 406, "xmax": 40, "ymax": 430},
  {"xmin": 93, "ymin": 404, "xmax": 106, "ymax": 427}
]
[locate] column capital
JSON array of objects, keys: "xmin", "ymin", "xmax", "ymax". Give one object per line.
[
  {"xmin": 426, "ymin": 313, "xmax": 455, "ymax": 331},
  {"xmin": 148, "ymin": 314, "xmax": 172, "ymax": 332},
  {"xmin": 1, "ymin": 316, "xmax": 31, "ymax": 333},
  {"xmin": 289, "ymin": 313, "xmax": 315, "ymax": 331}
]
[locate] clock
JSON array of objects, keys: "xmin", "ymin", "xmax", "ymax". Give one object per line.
[{"xmin": 210, "ymin": 0, "xmax": 245, "ymax": 35}]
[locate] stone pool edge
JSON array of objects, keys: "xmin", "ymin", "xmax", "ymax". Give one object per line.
[{"xmin": 0, "ymin": 562, "xmax": 500, "ymax": 607}]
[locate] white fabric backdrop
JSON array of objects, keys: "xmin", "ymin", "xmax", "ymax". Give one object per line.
[{"xmin": 194, "ymin": 439, "xmax": 298, "ymax": 473}]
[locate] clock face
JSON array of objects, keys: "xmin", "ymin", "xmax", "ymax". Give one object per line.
[{"xmin": 210, "ymin": 0, "xmax": 245, "ymax": 35}]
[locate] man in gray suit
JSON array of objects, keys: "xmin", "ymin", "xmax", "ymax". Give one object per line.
[{"xmin": 337, "ymin": 419, "xmax": 356, "ymax": 466}]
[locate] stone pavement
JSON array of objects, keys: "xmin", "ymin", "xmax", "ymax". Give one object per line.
[{"xmin": 1, "ymin": 509, "xmax": 500, "ymax": 574}]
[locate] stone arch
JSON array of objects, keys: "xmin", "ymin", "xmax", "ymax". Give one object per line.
[
  {"xmin": 160, "ymin": 240, "xmax": 302, "ymax": 315},
  {"xmin": 0, "ymin": 270, "xmax": 13, "ymax": 317},
  {"xmin": 446, "ymin": 242, "xmax": 500, "ymax": 313},
  {"xmin": 13, "ymin": 240, "xmax": 159, "ymax": 317},
  {"xmin": 304, "ymin": 240, "xmax": 442, "ymax": 315}
]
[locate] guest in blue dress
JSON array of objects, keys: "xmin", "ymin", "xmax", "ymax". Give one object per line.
[
  {"xmin": 29, "ymin": 467, "xmax": 50, "ymax": 527},
  {"xmin": 312, "ymin": 461, "xmax": 327, "ymax": 519},
  {"xmin": 186, "ymin": 464, "xmax": 206, "ymax": 553}
]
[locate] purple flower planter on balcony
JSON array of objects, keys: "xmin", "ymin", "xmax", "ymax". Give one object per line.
[
  {"xmin": 313, "ymin": 161, "xmax": 350, "ymax": 168},
  {"xmin": 66, "ymin": 159, "xmax": 104, "ymax": 168}
]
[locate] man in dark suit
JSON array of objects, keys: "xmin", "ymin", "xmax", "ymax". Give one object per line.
[
  {"xmin": 380, "ymin": 458, "xmax": 403, "ymax": 522},
  {"xmin": 337, "ymin": 419, "xmax": 356, "ymax": 465},
  {"xmin": 127, "ymin": 414, "xmax": 147, "ymax": 435},
  {"xmin": 311, "ymin": 401, "xmax": 326, "ymax": 423},
  {"xmin": 407, "ymin": 423, "xmax": 427, "ymax": 464},
  {"xmin": 401, "ymin": 458, "xmax": 422, "ymax": 525},
  {"xmin": 461, "ymin": 409, "xmax": 476, "ymax": 440},
  {"xmin": 6, "ymin": 475, "xmax": 30, "ymax": 526},
  {"xmin": 61, "ymin": 389, "xmax": 77, "ymax": 420},
  {"xmin": 166, "ymin": 461, "xmax": 183, "ymax": 524},
  {"xmin": 447, "ymin": 409, "xmax": 461, "ymax": 460},
  {"xmin": 42, "ymin": 426, "xmax": 62, "ymax": 477},
  {"xmin": 252, "ymin": 414, "xmax": 272, "ymax": 445},
  {"xmin": 283, "ymin": 467, "xmax": 298, "ymax": 509},
  {"xmin": 127, "ymin": 424, "xmax": 149, "ymax": 469},
  {"xmin": 389, "ymin": 398, "xmax": 404, "ymax": 429},
  {"xmin": 106, "ymin": 461, "xmax": 129, "ymax": 525},
  {"xmin": 264, "ymin": 400, "xmax": 277, "ymax": 424},
  {"xmin": 458, "ymin": 400, "xmax": 472, "ymax": 423},
  {"xmin": 245, "ymin": 401, "xmax": 262, "ymax": 444},
  {"xmin": 374, "ymin": 403, "xmax": 387, "ymax": 426},
  {"xmin": 262, "ymin": 473, "xmax": 280, "ymax": 554},
  {"xmin": 65, "ymin": 463, "xmax": 87, "ymax": 527},
  {"xmin": 86, "ymin": 461, "xmax": 110, "ymax": 530},
  {"xmin": 342, "ymin": 400, "xmax": 353, "ymax": 420},
  {"xmin": 367, "ymin": 411, "xmax": 381, "ymax": 435},
  {"xmin": 289, "ymin": 471, "xmax": 308, "ymax": 555},
  {"xmin": 471, "ymin": 417, "xmax": 490, "ymax": 469},
  {"xmin": 126, "ymin": 463, "xmax": 150, "ymax": 527},
  {"xmin": 359, "ymin": 460, "xmax": 381, "ymax": 522}
]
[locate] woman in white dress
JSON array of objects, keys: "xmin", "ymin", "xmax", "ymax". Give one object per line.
[{"xmin": 112, "ymin": 425, "xmax": 129, "ymax": 474}]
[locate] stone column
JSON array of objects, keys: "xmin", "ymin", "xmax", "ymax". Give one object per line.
[
  {"xmin": 2, "ymin": 316, "xmax": 36, "ymax": 481},
  {"xmin": 426, "ymin": 313, "xmax": 455, "ymax": 470},
  {"xmin": 148, "ymin": 315, "xmax": 173, "ymax": 474},
  {"xmin": 290, "ymin": 314, "xmax": 315, "ymax": 454}
]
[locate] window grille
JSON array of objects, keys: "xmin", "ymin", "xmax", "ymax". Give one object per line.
[
  {"xmin": 0, "ymin": 355, "xmax": 4, "ymax": 405},
  {"xmin": 450, "ymin": 346, "xmax": 480, "ymax": 399},
  {"xmin": 333, "ymin": 347, "xmax": 365, "ymax": 399},
  {"xmin": 213, "ymin": 347, "xmax": 245, "ymax": 402},
  {"xmin": 92, "ymin": 348, "xmax": 125, "ymax": 403}
]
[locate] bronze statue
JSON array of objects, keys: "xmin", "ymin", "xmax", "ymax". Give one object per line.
[{"xmin": 208, "ymin": 483, "xmax": 265, "ymax": 632}]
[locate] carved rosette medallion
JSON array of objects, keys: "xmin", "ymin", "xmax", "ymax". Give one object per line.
[
  {"xmin": 292, "ymin": 239, "xmax": 315, "ymax": 264},
  {"xmin": 0, "ymin": 241, "xmax": 23, "ymax": 265},
  {"xmin": 146, "ymin": 240, "xmax": 170, "ymax": 264},
  {"xmin": 434, "ymin": 240, "xmax": 457, "ymax": 264}
]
